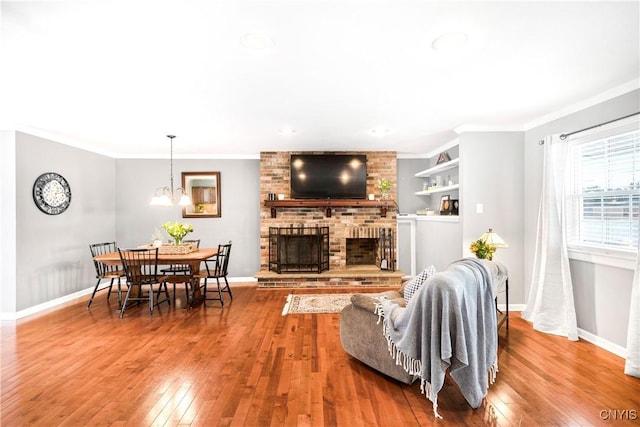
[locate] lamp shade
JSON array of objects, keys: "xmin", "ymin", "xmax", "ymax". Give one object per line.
[
  {"xmin": 178, "ymin": 193, "xmax": 192, "ymax": 206},
  {"xmin": 150, "ymin": 187, "xmax": 173, "ymax": 206},
  {"xmin": 150, "ymin": 195, "xmax": 172, "ymax": 207},
  {"xmin": 149, "ymin": 135, "xmax": 193, "ymax": 207},
  {"xmin": 480, "ymin": 228, "xmax": 508, "ymax": 248}
]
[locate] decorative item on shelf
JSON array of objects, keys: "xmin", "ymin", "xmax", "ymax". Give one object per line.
[
  {"xmin": 416, "ymin": 209, "xmax": 435, "ymax": 215},
  {"xmin": 152, "ymin": 228, "xmax": 163, "ymax": 247},
  {"xmin": 436, "ymin": 151, "xmax": 451, "ymax": 165},
  {"xmin": 378, "ymin": 178, "xmax": 392, "ymax": 199},
  {"xmin": 450, "ymin": 199, "xmax": 459, "ymax": 215},
  {"xmin": 439, "ymin": 198, "xmax": 459, "ymax": 215},
  {"xmin": 439, "ymin": 194, "xmax": 450, "ymax": 215},
  {"xmin": 162, "ymin": 221, "xmax": 193, "ymax": 246},
  {"xmin": 150, "ymin": 135, "xmax": 192, "ymax": 207},
  {"xmin": 470, "ymin": 228, "xmax": 508, "ymax": 260}
]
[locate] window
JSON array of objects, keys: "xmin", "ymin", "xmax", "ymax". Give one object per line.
[{"xmin": 567, "ymin": 127, "xmax": 640, "ymax": 253}]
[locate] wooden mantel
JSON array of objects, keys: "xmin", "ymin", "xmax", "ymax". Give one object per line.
[{"xmin": 264, "ymin": 199, "xmax": 396, "ymax": 218}]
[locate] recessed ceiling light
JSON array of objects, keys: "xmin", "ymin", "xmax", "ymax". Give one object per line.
[
  {"xmin": 241, "ymin": 33, "xmax": 274, "ymax": 51},
  {"xmin": 278, "ymin": 127, "xmax": 296, "ymax": 136},
  {"xmin": 370, "ymin": 127, "xmax": 391, "ymax": 136},
  {"xmin": 431, "ymin": 32, "xmax": 468, "ymax": 51}
]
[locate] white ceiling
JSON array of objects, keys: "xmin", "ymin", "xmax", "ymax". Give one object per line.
[{"xmin": 1, "ymin": 1, "xmax": 639, "ymax": 158}]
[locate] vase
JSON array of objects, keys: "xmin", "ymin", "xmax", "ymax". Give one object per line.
[
  {"xmin": 174, "ymin": 238, "xmax": 182, "ymax": 246},
  {"xmin": 381, "ymin": 191, "xmax": 389, "ymax": 200}
]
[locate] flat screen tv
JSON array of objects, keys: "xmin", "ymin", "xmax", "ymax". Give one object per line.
[{"xmin": 290, "ymin": 154, "xmax": 367, "ymax": 199}]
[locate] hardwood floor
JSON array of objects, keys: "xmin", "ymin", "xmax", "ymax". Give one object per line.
[{"xmin": 1, "ymin": 284, "xmax": 638, "ymax": 426}]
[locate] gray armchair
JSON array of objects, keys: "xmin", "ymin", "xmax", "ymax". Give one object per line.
[
  {"xmin": 340, "ymin": 289, "xmax": 416, "ymax": 384},
  {"xmin": 340, "ymin": 259, "xmax": 508, "ymax": 385}
]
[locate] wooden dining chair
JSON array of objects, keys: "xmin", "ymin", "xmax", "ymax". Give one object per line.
[
  {"xmin": 196, "ymin": 241, "xmax": 232, "ymax": 307},
  {"xmin": 160, "ymin": 239, "xmax": 200, "ymax": 302},
  {"xmin": 88, "ymin": 242, "xmax": 126, "ymax": 308},
  {"xmin": 118, "ymin": 248, "xmax": 171, "ymax": 318}
]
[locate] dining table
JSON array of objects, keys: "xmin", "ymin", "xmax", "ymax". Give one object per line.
[{"xmin": 93, "ymin": 246, "xmax": 220, "ymax": 307}]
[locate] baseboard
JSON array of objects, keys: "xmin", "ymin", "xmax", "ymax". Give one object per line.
[
  {"xmin": 577, "ymin": 328, "xmax": 627, "ymax": 358},
  {"xmin": 4, "ymin": 292, "xmax": 627, "ymax": 360},
  {"xmin": 497, "ymin": 303, "xmax": 526, "ymax": 312},
  {"xmin": 501, "ymin": 305, "xmax": 627, "ymax": 359},
  {"xmin": 1, "ymin": 286, "xmax": 95, "ymax": 321},
  {"xmin": 0, "ymin": 276, "xmax": 258, "ymax": 321}
]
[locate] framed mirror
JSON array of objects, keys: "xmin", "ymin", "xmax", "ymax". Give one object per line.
[{"xmin": 182, "ymin": 172, "xmax": 221, "ymax": 218}]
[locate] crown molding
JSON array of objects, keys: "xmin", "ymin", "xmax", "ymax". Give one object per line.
[
  {"xmin": 15, "ymin": 125, "xmax": 117, "ymax": 157},
  {"xmin": 396, "ymin": 153, "xmax": 430, "ymax": 159},
  {"xmin": 118, "ymin": 153, "xmax": 261, "ymax": 160},
  {"xmin": 524, "ymin": 79, "xmax": 640, "ymax": 130},
  {"xmin": 454, "ymin": 124, "xmax": 524, "ymax": 134},
  {"xmin": 13, "ymin": 125, "xmax": 260, "ymax": 159}
]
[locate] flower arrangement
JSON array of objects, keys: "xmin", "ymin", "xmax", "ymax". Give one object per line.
[
  {"xmin": 162, "ymin": 221, "xmax": 193, "ymax": 245},
  {"xmin": 469, "ymin": 238, "xmax": 496, "ymax": 260},
  {"xmin": 378, "ymin": 178, "xmax": 392, "ymax": 199}
]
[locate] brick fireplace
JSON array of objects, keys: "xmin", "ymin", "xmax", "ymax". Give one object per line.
[
  {"xmin": 257, "ymin": 151, "xmax": 402, "ymax": 287},
  {"xmin": 344, "ymin": 226, "xmax": 395, "ymax": 269}
]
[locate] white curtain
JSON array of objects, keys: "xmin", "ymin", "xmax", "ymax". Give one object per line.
[
  {"xmin": 625, "ymin": 216, "xmax": 640, "ymax": 377},
  {"xmin": 522, "ymin": 135, "xmax": 578, "ymax": 341}
]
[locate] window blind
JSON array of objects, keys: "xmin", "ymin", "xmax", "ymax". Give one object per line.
[{"xmin": 567, "ymin": 129, "xmax": 640, "ymax": 251}]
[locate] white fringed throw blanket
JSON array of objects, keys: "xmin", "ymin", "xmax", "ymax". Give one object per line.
[{"xmin": 377, "ymin": 258, "xmax": 498, "ymax": 418}]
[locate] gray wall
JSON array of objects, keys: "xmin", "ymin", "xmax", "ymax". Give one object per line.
[
  {"xmin": 115, "ymin": 158, "xmax": 260, "ymax": 277},
  {"xmin": 397, "ymin": 158, "xmax": 428, "ymax": 214},
  {"xmin": 7, "ymin": 133, "xmax": 261, "ymax": 313},
  {"xmin": 14, "ymin": 132, "xmax": 117, "ymax": 311},
  {"xmin": 523, "ymin": 89, "xmax": 640, "ymax": 348},
  {"xmin": 415, "ymin": 220, "xmax": 463, "ymax": 272},
  {"xmin": 459, "ymin": 131, "xmax": 525, "ymax": 307}
]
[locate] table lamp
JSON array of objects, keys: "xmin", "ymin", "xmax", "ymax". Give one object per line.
[{"xmin": 480, "ymin": 228, "xmax": 509, "ymax": 249}]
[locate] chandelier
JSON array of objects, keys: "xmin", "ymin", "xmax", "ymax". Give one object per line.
[{"xmin": 149, "ymin": 135, "xmax": 192, "ymax": 206}]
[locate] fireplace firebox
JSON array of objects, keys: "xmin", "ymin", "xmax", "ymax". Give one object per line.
[
  {"xmin": 269, "ymin": 226, "xmax": 330, "ymax": 273},
  {"xmin": 345, "ymin": 227, "xmax": 396, "ymax": 271}
]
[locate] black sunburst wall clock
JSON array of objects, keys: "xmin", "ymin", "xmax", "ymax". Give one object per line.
[{"xmin": 32, "ymin": 172, "xmax": 72, "ymax": 215}]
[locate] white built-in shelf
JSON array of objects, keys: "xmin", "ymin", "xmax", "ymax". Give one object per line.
[
  {"xmin": 414, "ymin": 184, "xmax": 460, "ymax": 195},
  {"xmin": 397, "ymin": 214, "xmax": 459, "ymax": 223},
  {"xmin": 414, "ymin": 158, "xmax": 460, "ymax": 178}
]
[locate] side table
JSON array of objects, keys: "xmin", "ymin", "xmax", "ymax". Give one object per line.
[{"xmin": 496, "ymin": 277, "xmax": 509, "ymax": 330}]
